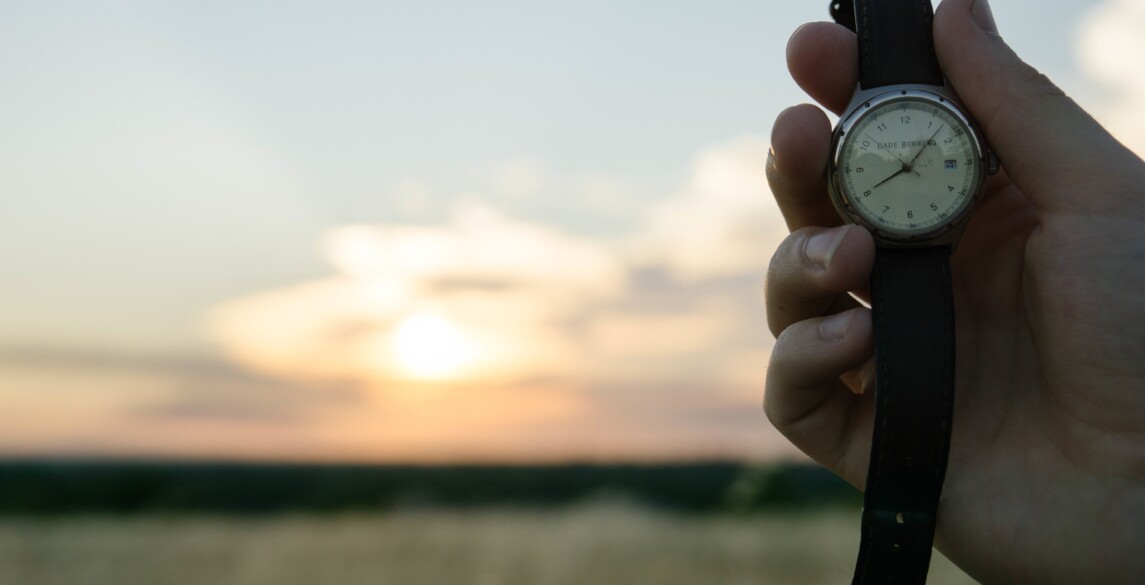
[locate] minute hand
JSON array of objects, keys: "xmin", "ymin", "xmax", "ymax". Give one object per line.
[
  {"xmin": 871, "ymin": 167, "xmax": 907, "ymax": 189},
  {"xmin": 907, "ymin": 124, "xmax": 945, "ymax": 166}
]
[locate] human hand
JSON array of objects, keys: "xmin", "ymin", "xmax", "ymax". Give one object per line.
[{"xmin": 763, "ymin": 0, "xmax": 1145, "ymax": 583}]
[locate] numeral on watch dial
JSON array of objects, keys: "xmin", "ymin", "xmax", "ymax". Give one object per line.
[{"xmin": 838, "ymin": 97, "xmax": 982, "ymax": 235}]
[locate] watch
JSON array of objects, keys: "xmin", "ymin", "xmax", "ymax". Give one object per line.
[{"xmin": 825, "ymin": 1, "xmax": 996, "ymax": 584}]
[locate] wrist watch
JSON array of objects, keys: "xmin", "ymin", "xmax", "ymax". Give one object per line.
[{"xmin": 825, "ymin": 1, "xmax": 996, "ymax": 584}]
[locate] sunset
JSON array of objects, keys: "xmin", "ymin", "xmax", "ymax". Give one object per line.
[
  {"xmin": 2, "ymin": 0, "xmax": 1142, "ymax": 465},
  {"xmin": 2, "ymin": 1, "xmax": 1144, "ymax": 582}
]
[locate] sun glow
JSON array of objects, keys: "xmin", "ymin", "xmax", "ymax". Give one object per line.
[{"xmin": 392, "ymin": 313, "xmax": 477, "ymax": 378}]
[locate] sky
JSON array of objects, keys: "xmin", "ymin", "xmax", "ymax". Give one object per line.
[{"xmin": 2, "ymin": 0, "xmax": 1142, "ymax": 463}]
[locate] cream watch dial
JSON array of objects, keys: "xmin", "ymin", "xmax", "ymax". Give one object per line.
[{"xmin": 837, "ymin": 97, "xmax": 982, "ymax": 236}]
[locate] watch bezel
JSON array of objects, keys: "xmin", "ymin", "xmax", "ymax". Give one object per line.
[{"xmin": 827, "ymin": 86, "xmax": 989, "ymax": 248}]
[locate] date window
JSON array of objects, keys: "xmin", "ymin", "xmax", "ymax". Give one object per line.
[{"xmin": 944, "ymin": 159, "xmax": 957, "ymax": 170}]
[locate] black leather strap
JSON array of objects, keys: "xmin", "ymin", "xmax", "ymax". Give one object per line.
[
  {"xmin": 832, "ymin": 0, "xmax": 944, "ymax": 89},
  {"xmin": 830, "ymin": 1, "xmax": 857, "ymax": 31},
  {"xmin": 852, "ymin": 246, "xmax": 955, "ymax": 585},
  {"xmin": 828, "ymin": 3, "xmax": 955, "ymax": 583}
]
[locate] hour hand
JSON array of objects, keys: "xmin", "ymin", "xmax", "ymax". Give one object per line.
[{"xmin": 864, "ymin": 132, "xmax": 920, "ymax": 176}]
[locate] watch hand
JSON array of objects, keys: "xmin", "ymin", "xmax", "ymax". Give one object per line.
[
  {"xmin": 907, "ymin": 123, "xmax": 946, "ymax": 166},
  {"xmin": 871, "ymin": 167, "xmax": 907, "ymax": 189},
  {"xmin": 863, "ymin": 132, "xmax": 921, "ymax": 176}
]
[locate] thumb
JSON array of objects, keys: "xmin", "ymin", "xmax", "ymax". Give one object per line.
[{"xmin": 934, "ymin": 0, "xmax": 1143, "ymax": 212}]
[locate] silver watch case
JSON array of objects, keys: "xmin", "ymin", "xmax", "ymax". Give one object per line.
[{"xmin": 827, "ymin": 84, "xmax": 992, "ymax": 249}]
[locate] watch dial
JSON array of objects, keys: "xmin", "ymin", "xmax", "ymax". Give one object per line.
[{"xmin": 837, "ymin": 97, "xmax": 982, "ymax": 235}]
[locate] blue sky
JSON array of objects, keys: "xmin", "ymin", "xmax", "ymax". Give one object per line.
[{"xmin": 1, "ymin": 0, "xmax": 1136, "ymax": 461}]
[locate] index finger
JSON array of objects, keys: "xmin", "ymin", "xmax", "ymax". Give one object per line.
[
  {"xmin": 787, "ymin": 22, "xmax": 859, "ymax": 116},
  {"xmin": 767, "ymin": 104, "xmax": 842, "ymax": 230},
  {"xmin": 766, "ymin": 22, "xmax": 861, "ymax": 233}
]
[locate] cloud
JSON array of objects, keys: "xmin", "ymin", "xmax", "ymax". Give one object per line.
[
  {"xmin": 209, "ymin": 136, "xmax": 780, "ymax": 383},
  {"xmin": 0, "ymin": 346, "xmax": 361, "ymax": 460},
  {"xmin": 208, "ymin": 202, "xmax": 628, "ymax": 385},
  {"xmin": 486, "ymin": 155, "xmax": 549, "ymax": 200},
  {"xmin": 624, "ymin": 136, "xmax": 787, "ymax": 282},
  {"xmin": 389, "ymin": 179, "xmax": 437, "ymax": 216},
  {"xmin": 3, "ymin": 135, "xmax": 785, "ymax": 462},
  {"xmin": 1077, "ymin": 0, "xmax": 1145, "ymax": 156},
  {"xmin": 585, "ymin": 307, "xmax": 735, "ymax": 359},
  {"xmin": 324, "ymin": 203, "xmax": 627, "ymax": 300},
  {"xmin": 201, "ymin": 135, "xmax": 787, "ymax": 460}
]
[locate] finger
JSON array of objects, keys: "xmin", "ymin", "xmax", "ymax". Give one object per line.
[
  {"xmin": 766, "ymin": 224, "xmax": 875, "ymax": 337},
  {"xmin": 765, "ymin": 306, "xmax": 874, "ymax": 482},
  {"xmin": 934, "ymin": 0, "xmax": 1145, "ymax": 212},
  {"xmin": 787, "ymin": 21, "xmax": 859, "ymax": 115},
  {"xmin": 767, "ymin": 105, "xmax": 844, "ymax": 230}
]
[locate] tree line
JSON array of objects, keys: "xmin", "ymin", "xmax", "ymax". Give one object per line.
[{"xmin": 0, "ymin": 460, "xmax": 859, "ymax": 515}]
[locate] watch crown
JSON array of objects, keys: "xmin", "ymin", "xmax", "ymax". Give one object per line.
[{"xmin": 987, "ymin": 151, "xmax": 1000, "ymax": 176}]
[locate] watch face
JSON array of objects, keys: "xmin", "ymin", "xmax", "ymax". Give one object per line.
[{"xmin": 834, "ymin": 95, "xmax": 985, "ymax": 238}]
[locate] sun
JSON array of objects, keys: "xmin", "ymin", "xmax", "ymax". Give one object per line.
[{"xmin": 392, "ymin": 313, "xmax": 477, "ymax": 379}]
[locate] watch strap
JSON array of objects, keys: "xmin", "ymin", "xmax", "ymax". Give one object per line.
[
  {"xmin": 852, "ymin": 245, "xmax": 955, "ymax": 585},
  {"xmin": 832, "ymin": 0, "xmax": 944, "ymax": 89}
]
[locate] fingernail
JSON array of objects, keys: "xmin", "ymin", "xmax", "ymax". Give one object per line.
[
  {"xmin": 970, "ymin": 0, "xmax": 998, "ymax": 34},
  {"xmin": 820, "ymin": 310, "xmax": 855, "ymax": 342},
  {"xmin": 804, "ymin": 225, "xmax": 852, "ymax": 270}
]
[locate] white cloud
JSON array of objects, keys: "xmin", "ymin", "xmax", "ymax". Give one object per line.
[
  {"xmin": 390, "ymin": 179, "xmax": 436, "ymax": 216},
  {"xmin": 1077, "ymin": 0, "xmax": 1145, "ymax": 156},
  {"xmin": 205, "ymin": 135, "xmax": 786, "ymax": 454},
  {"xmin": 486, "ymin": 155, "xmax": 549, "ymax": 200},
  {"xmin": 324, "ymin": 202, "xmax": 627, "ymax": 301},
  {"xmin": 209, "ymin": 202, "xmax": 629, "ymax": 384},
  {"xmin": 624, "ymin": 136, "xmax": 787, "ymax": 282}
]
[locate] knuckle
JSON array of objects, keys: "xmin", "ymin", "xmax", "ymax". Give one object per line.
[
  {"xmin": 764, "ymin": 232, "xmax": 816, "ymax": 336},
  {"xmin": 1017, "ymin": 66, "xmax": 1065, "ymax": 100},
  {"xmin": 762, "ymin": 390, "xmax": 787, "ymax": 429},
  {"xmin": 766, "ymin": 231, "xmax": 801, "ymax": 280},
  {"xmin": 770, "ymin": 320, "xmax": 812, "ymax": 366}
]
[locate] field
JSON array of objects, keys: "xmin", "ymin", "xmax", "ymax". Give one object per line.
[{"xmin": 0, "ymin": 503, "xmax": 977, "ymax": 585}]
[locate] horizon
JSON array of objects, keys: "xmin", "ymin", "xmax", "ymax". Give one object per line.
[{"xmin": 3, "ymin": 0, "xmax": 1142, "ymax": 463}]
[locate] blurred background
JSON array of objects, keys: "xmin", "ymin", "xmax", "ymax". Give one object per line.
[{"xmin": 1, "ymin": 0, "xmax": 1141, "ymax": 583}]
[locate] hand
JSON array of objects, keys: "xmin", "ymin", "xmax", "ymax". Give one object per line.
[{"xmin": 763, "ymin": 0, "xmax": 1145, "ymax": 583}]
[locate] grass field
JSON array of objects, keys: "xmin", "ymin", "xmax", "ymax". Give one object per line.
[{"xmin": 0, "ymin": 502, "xmax": 977, "ymax": 585}]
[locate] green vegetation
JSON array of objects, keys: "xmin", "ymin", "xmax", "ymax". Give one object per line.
[
  {"xmin": 0, "ymin": 461, "xmax": 859, "ymax": 515},
  {"xmin": 0, "ymin": 462, "xmax": 976, "ymax": 583}
]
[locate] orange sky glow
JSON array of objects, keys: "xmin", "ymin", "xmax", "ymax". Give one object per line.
[{"xmin": 1, "ymin": 0, "xmax": 1139, "ymax": 463}]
